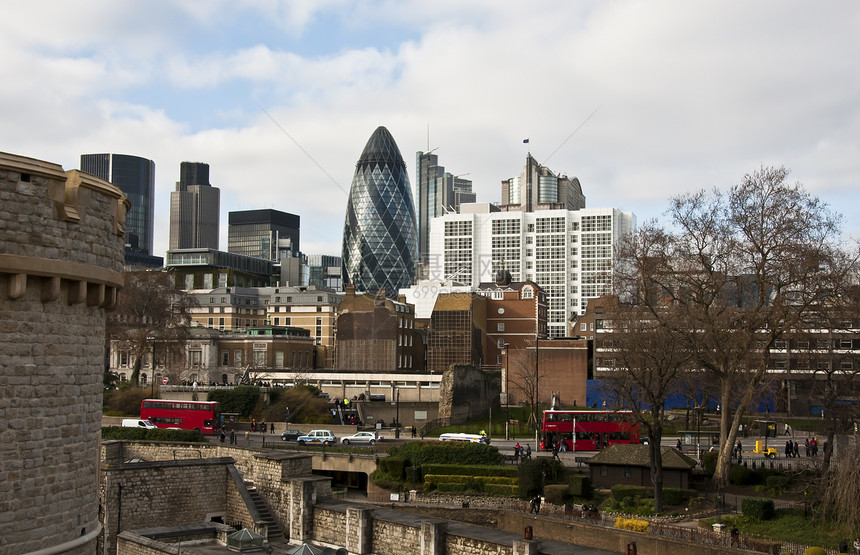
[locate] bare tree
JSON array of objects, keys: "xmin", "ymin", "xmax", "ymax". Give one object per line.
[
  {"xmin": 604, "ymin": 227, "xmax": 695, "ymax": 512},
  {"xmin": 820, "ymin": 438, "xmax": 860, "ymax": 534},
  {"xmin": 107, "ymin": 270, "xmax": 198, "ymax": 387},
  {"xmin": 615, "ymin": 167, "xmax": 850, "ymax": 489}
]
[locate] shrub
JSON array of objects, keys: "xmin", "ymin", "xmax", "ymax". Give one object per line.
[
  {"xmin": 569, "ymin": 474, "xmax": 593, "ymax": 498},
  {"xmin": 543, "ymin": 484, "xmax": 570, "ymax": 506},
  {"xmin": 370, "ymin": 469, "xmax": 404, "ymax": 491},
  {"xmin": 388, "ymin": 441, "xmax": 503, "ymax": 466},
  {"xmin": 517, "ymin": 458, "xmax": 566, "ymax": 498},
  {"xmin": 765, "ymin": 475, "xmax": 789, "ymax": 490},
  {"xmin": 208, "ymin": 386, "xmax": 260, "ymax": 417},
  {"xmin": 662, "ymin": 488, "xmax": 697, "ymax": 506},
  {"xmin": 611, "ymin": 484, "xmax": 652, "ymax": 501},
  {"xmin": 614, "ymin": 517, "xmax": 649, "ymax": 533},
  {"xmin": 485, "ymin": 484, "xmax": 519, "ymax": 496},
  {"xmin": 730, "ymin": 464, "xmax": 764, "ymax": 486},
  {"xmin": 702, "ymin": 451, "xmax": 719, "ymax": 476},
  {"xmin": 741, "ymin": 497, "xmax": 775, "ymax": 520},
  {"xmin": 379, "ymin": 456, "xmax": 408, "ymax": 480},
  {"xmin": 803, "ymin": 548, "xmax": 826, "ymax": 555},
  {"xmin": 100, "ymin": 426, "xmax": 207, "ymax": 442},
  {"xmin": 103, "ymin": 387, "xmax": 149, "ymax": 416},
  {"xmin": 421, "ymin": 464, "xmax": 517, "ymax": 478}
]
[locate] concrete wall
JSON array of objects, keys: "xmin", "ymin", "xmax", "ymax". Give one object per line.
[{"xmin": 0, "ymin": 153, "xmax": 127, "ymax": 555}]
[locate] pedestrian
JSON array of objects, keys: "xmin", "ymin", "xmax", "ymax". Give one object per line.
[
  {"xmin": 531, "ymin": 495, "xmax": 541, "ymax": 514},
  {"xmin": 251, "ymin": 419, "xmax": 256, "ymax": 432},
  {"xmin": 676, "ymin": 438, "xmax": 682, "ymax": 451},
  {"xmin": 853, "ymin": 536, "xmax": 860, "ymax": 555},
  {"xmin": 411, "ymin": 426, "xmax": 416, "ymax": 438},
  {"xmin": 230, "ymin": 428, "xmax": 235, "ymax": 445},
  {"xmin": 730, "ymin": 526, "xmax": 739, "ymax": 547},
  {"xmin": 552, "ymin": 441, "xmax": 560, "ymax": 460},
  {"xmin": 514, "ymin": 443, "xmax": 521, "ymax": 462},
  {"xmin": 785, "ymin": 440, "xmax": 792, "ymax": 458},
  {"xmin": 811, "ymin": 437, "xmax": 818, "ymax": 456},
  {"xmin": 805, "ymin": 438, "xmax": 810, "ymax": 457},
  {"xmin": 793, "ymin": 441, "xmax": 799, "ymax": 458},
  {"xmin": 270, "ymin": 422, "xmax": 274, "ymax": 434},
  {"xmin": 526, "ymin": 444, "xmax": 532, "ymax": 459},
  {"xmin": 838, "ymin": 538, "xmax": 848, "ymax": 554},
  {"xmin": 220, "ymin": 429, "xmax": 226, "ymax": 443}
]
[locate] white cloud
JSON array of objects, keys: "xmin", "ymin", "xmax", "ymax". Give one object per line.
[{"xmin": 2, "ymin": 0, "xmax": 859, "ymax": 261}]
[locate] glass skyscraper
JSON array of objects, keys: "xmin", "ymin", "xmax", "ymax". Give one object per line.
[
  {"xmin": 342, "ymin": 126, "xmax": 418, "ymax": 295},
  {"xmin": 81, "ymin": 153, "xmax": 160, "ymax": 267}
]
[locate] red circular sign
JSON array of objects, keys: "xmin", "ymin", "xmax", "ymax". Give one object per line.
[{"xmin": 162, "ymin": 377, "xmax": 169, "ymax": 385}]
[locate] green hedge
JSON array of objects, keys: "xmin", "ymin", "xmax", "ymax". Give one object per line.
[
  {"xmin": 422, "ymin": 464, "xmax": 518, "ymax": 478},
  {"xmin": 485, "ymin": 484, "xmax": 519, "ymax": 496},
  {"xmin": 379, "ymin": 456, "xmax": 409, "ymax": 480},
  {"xmin": 101, "ymin": 426, "xmax": 206, "ymax": 442},
  {"xmin": 424, "ymin": 474, "xmax": 517, "ymax": 486},
  {"xmin": 569, "ymin": 474, "xmax": 593, "ymax": 498},
  {"xmin": 388, "ymin": 441, "xmax": 503, "ymax": 466},
  {"xmin": 611, "ymin": 484, "xmax": 653, "ymax": 501},
  {"xmin": 543, "ymin": 484, "xmax": 570, "ymax": 505},
  {"xmin": 702, "ymin": 451, "xmax": 718, "ymax": 476},
  {"xmin": 662, "ymin": 488, "xmax": 697, "ymax": 506},
  {"xmin": 741, "ymin": 497, "xmax": 775, "ymax": 520},
  {"xmin": 765, "ymin": 475, "xmax": 789, "ymax": 489},
  {"xmin": 207, "ymin": 386, "xmax": 260, "ymax": 417}
]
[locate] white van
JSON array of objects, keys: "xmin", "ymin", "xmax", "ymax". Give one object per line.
[
  {"xmin": 122, "ymin": 419, "xmax": 157, "ymax": 430},
  {"xmin": 439, "ymin": 433, "xmax": 490, "ymax": 444}
]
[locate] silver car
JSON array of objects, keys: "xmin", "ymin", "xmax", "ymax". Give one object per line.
[{"xmin": 340, "ymin": 431, "xmax": 382, "ymax": 445}]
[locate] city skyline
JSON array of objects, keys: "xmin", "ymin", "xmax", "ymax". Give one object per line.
[{"xmin": 2, "ymin": 2, "xmax": 860, "ymax": 261}]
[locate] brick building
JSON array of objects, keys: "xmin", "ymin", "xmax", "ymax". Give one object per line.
[{"xmin": 335, "ymin": 286, "xmax": 423, "ymax": 372}]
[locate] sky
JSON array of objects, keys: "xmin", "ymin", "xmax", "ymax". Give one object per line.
[{"xmin": 2, "ymin": 1, "xmax": 859, "ymax": 260}]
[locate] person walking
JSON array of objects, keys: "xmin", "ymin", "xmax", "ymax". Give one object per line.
[
  {"xmin": 229, "ymin": 428, "xmax": 235, "ymax": 445},
  {"xmin": 785, "ymin": 440, "xmax": 792, "ymax": 458},
  {"xmin": 526, "ymin": 444, "xmax": 532, "ymax": 459},
  {"xmin": 514, "ymin": 443, "xmax": 521, "ymax": 462},
  {"xmin": 552, "ymin": 441, "xmax": 560, "ymax": 460},
  {"xmin": 270, "ymin": 422, "xmax": 275, "ymax": 434},
  {"xmin": 853, "ymin": 536, "xmax": 860, "ymax": 555},
  {"xmin": 793, "ymin": 441, "xmax": 799, "ymax": 458}
]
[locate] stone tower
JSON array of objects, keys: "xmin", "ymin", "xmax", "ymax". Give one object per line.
[{"xmin": 0, "ymin": 152, "xmax": 128, "ymax": 555}]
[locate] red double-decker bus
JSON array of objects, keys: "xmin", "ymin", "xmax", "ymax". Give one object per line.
[
  {"xmin": 541, "ymin": 409, "xmax": 640, "ymax": 451},
  {"xmin": 140, "ymin": 399, "xmax": 222, "ymax": 435}
]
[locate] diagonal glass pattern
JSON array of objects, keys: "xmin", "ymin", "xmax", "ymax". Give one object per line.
[{"xmin": 342, "ymin": 126, "xmax": 418, "ymax": 296}]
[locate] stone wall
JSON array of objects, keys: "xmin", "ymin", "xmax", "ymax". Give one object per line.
[
  {"xmin": 437, "ymin": 364, "xmax": 500, "ymax": 424},
  {"xmin": 0, "ymin": 152, "xmax": 127, "ymax": 555},
  {"xmin": 101, "ymin": 458, "xmax": 232, "ymax": 554}
]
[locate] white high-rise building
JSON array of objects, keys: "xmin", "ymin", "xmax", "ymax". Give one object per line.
[{"xmin": 428, "ymin": 203, "xmax": 635, "ymax": 338}]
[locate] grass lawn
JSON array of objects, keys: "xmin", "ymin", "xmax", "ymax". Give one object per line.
[{"xmin": 708, "ymin": 509, "xmax": 846, "ymax": 551}]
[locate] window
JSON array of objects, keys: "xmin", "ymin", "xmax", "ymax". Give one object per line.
[
  {"xmin": 120, "ymin": 351, "xmax": 129, "ymax": 367},
  {"xmin": 580, "ymin": 323, "xmax": 587, "ymax": 331},
  {"xmin": 840, "ymin": 360, "xmax": 854, "ymax": 370},
  {"xmin": 190, "ymin": 351, "xmax": 201, "ymax": 366},
  {"xmin": 497, "ymin": 323, "xmax": 505, "ymax": 332},
  {"xmin": 221, "ymin": 351, "xmax": 229, "ymax": 365},
  {"xmin": 840, "ymin": 339, "xmax": 853, "ymax": 349}
]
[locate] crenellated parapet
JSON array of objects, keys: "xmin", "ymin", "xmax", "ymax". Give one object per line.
[{"xmin": 0, "ymin": 152, "xmax": 128, "ymax": 307}]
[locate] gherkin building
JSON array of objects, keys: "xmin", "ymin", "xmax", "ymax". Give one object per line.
[{"xmin": 342, "ymin": 126, "xmax": 418, "ymax": 295}]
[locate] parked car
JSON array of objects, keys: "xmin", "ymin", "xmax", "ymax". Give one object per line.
[
  {"xmin": 340, "ymin": 431, "xmax": 382, "ymax": 445},
  {"xmin": 297, "ymin": 430, "xmax": 336, "ymax": 446},
  {"xmin": 281, "ymin": 429, "xmax": 304, "ymax": 441}
]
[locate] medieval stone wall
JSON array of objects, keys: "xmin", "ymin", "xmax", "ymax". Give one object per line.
[
  {"xmin": 437, "ymin": 364, "xmax": 500, "ymax": 424},
  {"xmin": 0, "ymin": 152, "xmax": 127, "ymax": 555}
]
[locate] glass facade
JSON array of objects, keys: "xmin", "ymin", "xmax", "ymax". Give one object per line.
[
  {"xmin": 81, "ymin": 153, "xmax": 156, "ymax": 256},
  {"xmin": 342, "ymin": 126, "xmax": 418, "ymax": 295}
]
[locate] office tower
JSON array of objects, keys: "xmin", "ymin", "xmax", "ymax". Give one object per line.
[
  {"xmin": 415, "ymin": 151, "xmax": 474, "ymax": 266},
  {"xmin": 342, "ymin": 126, "xmax": 418, "ymax": 295},
  {"xmin": 501, "ymin": 154, "xmax": 586, "ymax": 212},
  {"xmin": 169, "ymin": 161, "xmax": 220, "ymax": 250},
  {"xmin": 304, "ymin": 254, "xmax": 343, "ymax": 291},
  {"xmin": 81, "ymin": 153, "xmax": 156, "ymax": 259},
  {"xmin": 429, "ymin": 204, "xmax": 635, "ymax": 338},
  {"xmin": 228, "ymin": 209, "xmax": 300, "ymax": 261}
]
